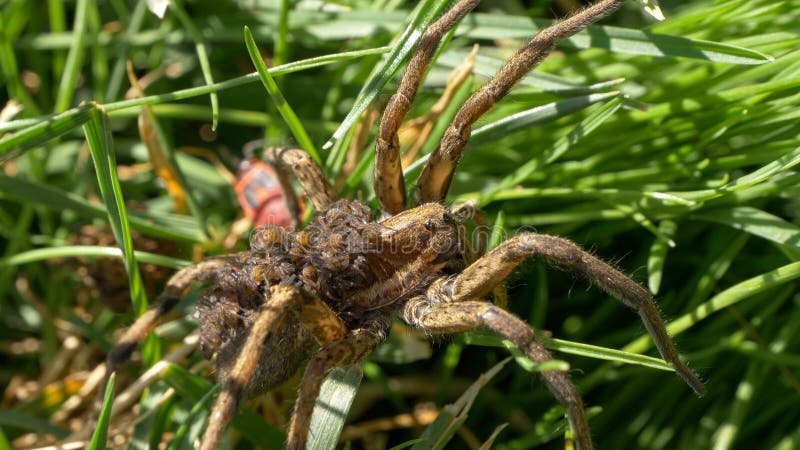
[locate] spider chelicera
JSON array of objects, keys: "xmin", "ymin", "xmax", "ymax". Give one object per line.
[{"xmin": 100, "ymin": 1, "xmax": 704, "ymax": 449}]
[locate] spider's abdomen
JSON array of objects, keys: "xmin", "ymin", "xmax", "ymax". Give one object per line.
[{"xmin": 195, "ymin": 253, "xmax": 315, "ymax": 395}]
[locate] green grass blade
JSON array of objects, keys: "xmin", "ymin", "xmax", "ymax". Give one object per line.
[
  {"xmin": 565, "ymin": 25, "xmax": 773, "ymax": 64},
  {"xmin": 165, "ymin": 385, "xmax": 219, "ymax": 450},
  {"xmin": 0, "ymin": 46, "xmax": 390, "ymax": 134},
  {"xmin": 88, "ymin": 372, "xmax": 115, "ymax": 450},
  {"xmin": 160, "ymin": 364, "xmax": 285, "ymax": 448},
  {"xmin": 479, "ymin": 95, "xmax": 622, "ymax": 205},
  {"xmin": 0, "ymin": 428, "xmax": 9, "ymax": 450},
  {"xmin": 411, "ymin": 358, "xmax": 510, "ymax": 450},
  {"xmin": 0, "ymin": 12, "xmax": 40, "ymax": 115},
  {"xmin": 0, "ymin": 245, "xmax": 191, "ymax": 270},
  {"xmin": 691, "ymin": 207, "xmax": 800, "ymax": 257},
  {"xmin": 0, "ymin": 103, "xmax": 94, "ymax": 162},
  {"xmin": 0, "ymin": 174, "xmax": 205, "ymax": 242},
  {"xmin": 437, "ymin": 50, "xmax": 623, "ymax": 94},
  {"xmin": 648, "ymin": 220, "xmax": 677, "ymax": 295},
  {"xmin": 307, "ymin": 365, "xmax": 363, "ymax": 450},
  {"xmin": 722, "ymin": 146, "xmax": 800, "ymax": 191},
  {"xmin": 626, "ymin": 260, "xmax": 800, "ymax": 354},
  {"xmin": 464, "ymin": 332, "xmax": 673, "ymax": 372},
  {"xmin": 0, "ymin": 409, "xmax": 69, "ymax": 439},
  {"xmin": 466, "ymin": 14, "xmax": 772, "ymax": 64},
  {"xmin": 55, "ymin": 0, "xmax": 88, "ymax": 111},
  {"xmin": 105, "ymin": 0, "xmax": 147, "ymax": 101},
  {"xmin": 244, "ymin": 25, "xmax": 321, "ymax": 164},
  {"xmin": 470, "ymin": 92, "xmax": 619, "ymax": 146},
  {"xmin": 83, "ymin": 106, "xmax": 149, "ymax": 314},
  {"xmin": 170, "ymin": 0, "xmax": 219, "ymax": 130},
  {"xmin": 479, "ymin": 423, "xmax": 510, "ymax": 450},
  {"xmin": 323, "ymin": 0, "xmax": 451, "ymax": 151}
]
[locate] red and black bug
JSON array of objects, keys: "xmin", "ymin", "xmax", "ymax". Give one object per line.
[
  {"xmin": 233, "ymin": 140, "xmax": 304, "ymax": 228},
  {"xmin": 235, "ymin": 158, "xmax": 302, "ymax": 228}
]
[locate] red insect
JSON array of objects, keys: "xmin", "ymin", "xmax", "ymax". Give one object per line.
[{"xmin": 235, "ymin": 157, "xmax": 303, "ymax": 228}]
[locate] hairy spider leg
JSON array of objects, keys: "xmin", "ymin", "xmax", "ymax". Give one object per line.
[
  {"xmin": 399, "ymin": 297, "xmax": 590, "ymax": 449},
  {"xmin": 287, "ymin": 312, "xmax": 391, "ymax": 449},
  {"xmin": 199, "ymin": 284, "xmax": 349, "ymax": 450},
  {"xmin": 263, "ymin": 147, "xmax": 338, "ymax": 211},
  {"xmin": 417, "ymin": 0, "xmax": 624, "ymax": 204},
  {"xmin": 445, "ymin": 232, "xmax": 705, "ymax": 395},
  {"xmin": 96, "ymin": 256, "xmax": 237, "ymax": 416},
  {"xmin": 450, "ymin": 201, "xmax": 510, "ymax": 307},
  {"xmin": 374, "ymin": 0, "xmax": 480, "ymax": 214}
]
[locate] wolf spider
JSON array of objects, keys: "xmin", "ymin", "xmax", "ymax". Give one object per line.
[{"xmin": 101, "ymin": 1, "xmax": 704, "ymax": 449}]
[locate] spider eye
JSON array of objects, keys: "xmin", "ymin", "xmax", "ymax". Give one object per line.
[{"xmin": 424, "ymin": 220, "xmax": 435, "ymax": 232}]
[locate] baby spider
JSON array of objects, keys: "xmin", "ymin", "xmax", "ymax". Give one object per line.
[{"xmin": 100, "ymin": 1, "xmax": 704, "ymax": 449}]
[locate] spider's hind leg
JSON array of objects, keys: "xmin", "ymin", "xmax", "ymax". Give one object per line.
[
  {"xmin": 199, "ymin": 284, "xmax": 350, "ymax": 450},
  {"xmin": 287, "ymin": 312, "xmax": 390, "ymax": 450},
  {"xmin": 98, "ymin": 256, "xmax": 235, "ymax": 403},
  {"xmin": 104, "ymin": 257, "xmax": 235, "ymax": 371}
]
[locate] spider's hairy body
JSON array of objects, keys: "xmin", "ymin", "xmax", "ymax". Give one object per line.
[
  {"xmin": 196, "ymin": 200, "xmax": 462, "ymax": 393},
  {"xmin": 98, "ymin": 1, "xmax": 706, "ymax": 449}
]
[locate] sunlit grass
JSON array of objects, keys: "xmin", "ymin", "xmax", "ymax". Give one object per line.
[{"xmin": 1, "ymin": 1, "xmax": 799, "ymax": 449}]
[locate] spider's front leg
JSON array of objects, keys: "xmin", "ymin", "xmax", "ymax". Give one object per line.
[
  {"xmin": 374, "ymin": 0, "xmax": 479, "ymax": 214},
  {"xmin": 263, "ymin": 147, "xmax": 338, "ymax": 211},
  {"xmin": 417, "ymin": 0, "xmax": 624, "ymax": 204},
  {"xmin": 399, "ymin": 296, "xmax": 592, "ymax": 450},
  {"xmin": 447, "ymin": 232, "xmax": 704, "ymax": 395}
]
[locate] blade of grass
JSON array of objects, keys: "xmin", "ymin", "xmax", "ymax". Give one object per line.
[
  {"xmin": 55, "ymin": 0, "xmax": 88, "ymax": 112},
  {"xmin": 648, "ymin": 220, "xmax": 677, "ymax": 295},
  {"xmin": 625, "ymin": 260, "xmax": 800, "ymax": 355},
  {"xmin": 169, "ymin": 0, "xmax": 219, "ymax": 130},
  {"xmin": 478, "ymin": 95, "xmax": 622, "ymax": 205},
  {"xmin": 0, "ymin": 103, "xmax": 94, "ymax": 162},
  {"xmin": 323, "ymin": 0, "xmax": 451, "ymax": 150},
  {"xmin": 469, "ymin": 92, "xmax": 619, "ymax": 146},
  {"xmin": 461, "ymin": 13, "xmax": 772, "ymax": 64},
  {"xmin": 479, "ymin": 423, "xmax": 509, "ymax": 450},
  {"xmin": 0, "ymin": 409, "xmax": 69, "ymax": 439},
  {"xmin": 0, "ymin": 174, "xmax": 205, "ymax": 242},
  {"xmin": 0, "ymin": 46, "xmax": 390, "ymax": 134},
  {"xmin": 83, "ymin": 105, "xmax": 148, "ymax": 314},
  {"xmin": 130, "ymin": 66, "xmax": 210, "ymax": 238},
  {"xmin": 0, "ymin": 11, "xmax": 40, "ymax": 114},
  {"xmin": 244, "ymin": 25, "xmax": 320, "ymax": 164},
  {"xmin": 166, "ymin": 385, "xmax": 220, "ymax": 450},
  {"xmin": 105, "ymin": 0, "xmax": 147, "ymax": 101},
  {"xmin": 721, "ymin": 146, "xmax": 800, "ymax": 191},
  {"xmin": 160, "ymin": 364, "xmax": 285, "ymax": 448},
  {"xmin": 307, "ymin": 365, "xmax": 363, "ymax": 450},
  {"xmin": 0, "ymin": 245, "xmax": 191, "ymax": 270},
  {"xmin": 437, "ymin": 50, "xmax": 623, "ymax": 94},
  {"xmin": 691, "ymin": 206, "xmax": 800, "ymax": 257},
  {"xmin": 464, "ymin": 332, "xmax": 674, "ymax": 372},
  {"xmin": 88, "ymin": 372, "xmax": 115, "ymax": 450},
  {"xmin": 411, "ymin": 358, "xmax": 510, "ymax": 450}
]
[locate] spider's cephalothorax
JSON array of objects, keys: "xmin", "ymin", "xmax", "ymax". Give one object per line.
[{"xmin": 100, "ymin": 1, "xmax": 705, "ymax": 449}]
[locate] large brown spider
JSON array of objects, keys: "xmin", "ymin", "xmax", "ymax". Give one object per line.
[{"xmin": 101, "ymin": 1, "xmax": 704, "ymax": 449}]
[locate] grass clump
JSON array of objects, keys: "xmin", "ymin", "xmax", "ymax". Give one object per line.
[{"xmin": 1, "ymin": 1, "xmax": 799, "ymax": 449}]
